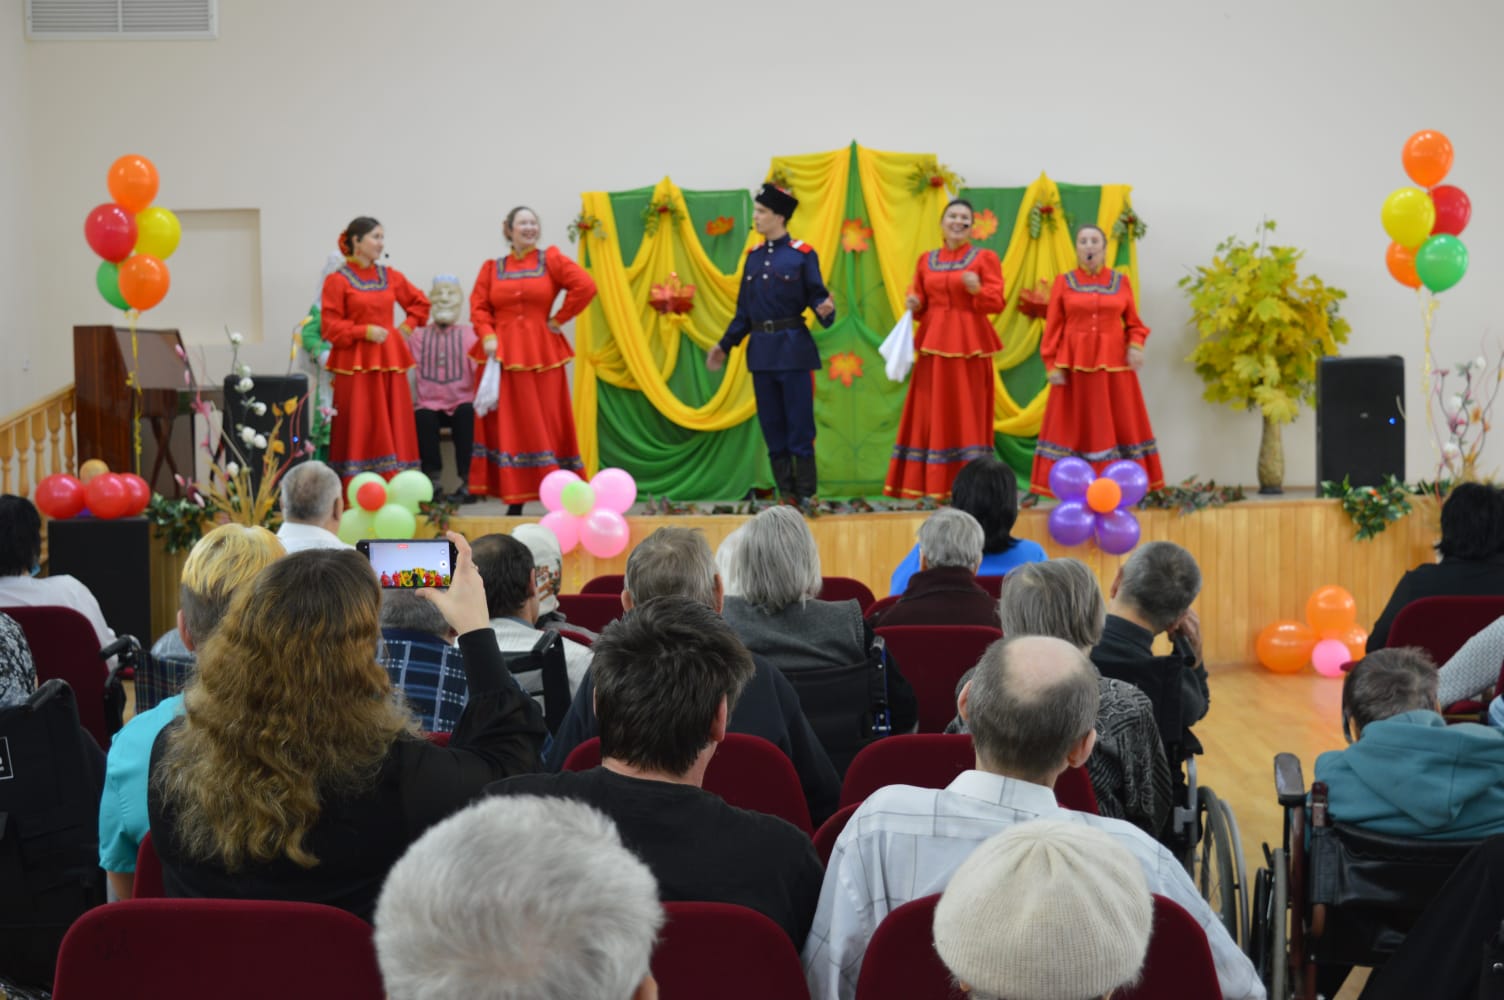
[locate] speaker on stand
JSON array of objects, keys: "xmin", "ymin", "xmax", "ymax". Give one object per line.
[
  {"xmin": 220, "ymin": 374, "xmax": 310, "ymax": 498},
  {"xmin": 1316, "ymin": 356, "xmax": 1405, "ymax": 487}
]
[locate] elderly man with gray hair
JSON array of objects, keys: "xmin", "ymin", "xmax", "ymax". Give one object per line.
[
  {"xmin": 803, "ymin": 634, "xmax": 1262, "ymax": 1000},
  {"xmin": 274, "ymin": 460, "xmax": 351, "ymax": 552},
  {"xmin": 375, "ymin": 795, "xmax": 662, "ymax": 1000},
  {"xmin": 870, "ymin": 507, "xmax": 999, "ymax": 629}
]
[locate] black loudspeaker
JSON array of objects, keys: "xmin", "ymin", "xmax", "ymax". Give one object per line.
[
  {"xmin": 1316, "ymin": 356, "xmax": 1405, "ymax": 487},
  {"xmin": 47, "ymin": 517, "xmax": 153, "ymax": 644},
  {"xmin": 221, "ymin": 374, "xmax": 310, "ymax": 497}
]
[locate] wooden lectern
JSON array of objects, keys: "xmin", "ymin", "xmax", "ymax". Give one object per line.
[{"xmin": 74, "ymin": 325, "xmax": 205, "ymax": 497}]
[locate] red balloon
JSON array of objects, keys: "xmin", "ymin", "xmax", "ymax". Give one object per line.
[
  {"xmin": 356, "ymin": 480, "xmax": 387, "ymax": 512},
  {"xmin": 84, "ymin": 203, "xmax": 138, "ymax": 263},
  {"xmin": 85, "ymin": 473, "xmax": 135, "ymax": 520},
  {"xmin": 1431, "ymin": 185, "xmax": 1471, "ymax": 237},
  {"xmin": 118, "ymin": 473, "xmax": 152, "ymax": 516},
  {"xmin": 35, "ymin": 474, "xmax": 87, "ymax": 519}
]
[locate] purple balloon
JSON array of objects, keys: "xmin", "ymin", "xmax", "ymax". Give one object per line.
[
  {"xmin": 1048, "ymin": 500, "xmax": 1095, "ymax": 547},
  {"xmin": 1103, "ymin": 460, "xmax": 1150, "ymax": 507},
  {"xmin": 1095, "ymin": 508, "xmax": 1142, "ymax": 555},
  {"xmin": 1048, "ymin": 458, "xmax": 1095, "ymax": 501}
]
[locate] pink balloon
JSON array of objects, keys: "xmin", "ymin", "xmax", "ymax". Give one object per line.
[
  {"xmin": 580, "ymin": 509, "xmax": 630, "ymax": 559},
  {"xmin": 539, "ymin": 510, "xmax": 581, "ymax": 554},
  {"xmin": 591, "ymin": 467, "xmax": 638, "ymax": 514},
  {"xmin": 539, "ymin": 470, "xmax": 582, "ymax": 513},
  {"xmin": 1311, "ymin": 638, "xmax": 1351, "ymax": 678}
]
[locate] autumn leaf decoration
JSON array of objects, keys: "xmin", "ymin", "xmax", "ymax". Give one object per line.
[
  {"xmin": 1111, "ymin": 208, "xmax": 1148, "ymax": 243},
  {"xmin": 1018, "ymin": 279, "xmax": 1051, "ymax": 320},
  {"xmin": 640, "ymin": 198, "xmax": 686, "ymax": 236},
  {"xmin": 827, "ymin": 352, "xmax": 864, "ymax": 388},
  {"xmin": 907, "ymin": 159, "xmax": 965, "ymax": 197},
  {"xmin": 649, "ymin": 272, "xmax": 696, "ymax": 315},
  {"xmin": 769, "ymin": 168, "xmax": 795, "ymax": 196},
  {"xmin": 705, "ymin": 216, "xmax": 735, "ymax": 237},
  {"xmin": 1027, "ymin": 200, "xmax": 1061, "ymax": 239},
  {"xmin": 970, "ymin": 209, "xmax": 999, "ymax": 242},
  {"xmin": 841, "ymin": 218, "xmax": 873, "ymax": 253},
  {"xmin": 567, "ymin": 213, "xmax": 603, "ymax": 243}
]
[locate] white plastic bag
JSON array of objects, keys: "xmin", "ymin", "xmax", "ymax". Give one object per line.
[
  {"xmin": 879, "ymin": 310, "xmax": 915, "ymax": 382},
  {"xmin": 474, "ymin": 358, "xmax": 501, "ymax": 417}
]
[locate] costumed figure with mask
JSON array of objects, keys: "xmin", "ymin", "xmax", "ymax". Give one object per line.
[
  {"xmin": 291, "ymin": 252, "xmax": 346, "ymax": 461},
  {"xmin": 409, "ymin": 275, "xmax": 480, "ymax": 503},
  {"xmin": 706, "ymin": 183, "xmax": 836, "ymax": 506}
]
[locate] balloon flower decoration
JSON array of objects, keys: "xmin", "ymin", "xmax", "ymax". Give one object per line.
[
  {"xmin": 34, "ymin": 459, "xmax": 151, "ymax": 521},
  {"xmin": 1045, "ymin": 458, "xmax": 1147, "ymax": 556},
  {"xmin": 85, "ymin": 155, "xmax": 180, "ymax": 313},
  {"xmin": 337, "ymin": 470, "xmax": 434, "ymax": 542},
  {"xmin": 1255, "ymin": 585, "xmax": 1367, "ymax": 677},
  {"xmin": 1382, "ymin": 130, "xmax": 1469, "ymax": 295},
  {"xmin": 538, "ymin": 468, "xmax": 637, "ymax": 558}
]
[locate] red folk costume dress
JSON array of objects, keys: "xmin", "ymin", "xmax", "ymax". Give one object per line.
[
  {"xmin": 1029, "ymin": 267, "xmax": 1165, "ymax": 498},
  {"xmin": 320, "ymin": 260, "xmax": 430, "ymax": 481},
  {"xmin": 884, "ymin": 243, "xmax": 1006, "ymax": 500},
  {"xmin": 467, "ymin": 246, "xmax": 597, "ymax": 503}
]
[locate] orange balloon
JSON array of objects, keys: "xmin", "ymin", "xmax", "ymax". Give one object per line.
[
  {"xmin": 1402, "ymin": 130, "xmax": 1454, "ymax": 188},
  {"xmin": 1386, "ymin": 242, "xmax": 1421, "ymax": 289},
  {"xmin": 1257, "ymin": 620, "xmax": 1317, "ymax": 674},
  {"xmin": 117, "ymin": 254, "xmax": 170, "ymax": 311},
  {"xmin": 107, "ymin": 155, "xmax": 160, "ymax": 214},
  {"xmin": 1306, "ymin": 585, "xmax": 1358, "ymax": 635},
  {"xmin": 79, "ymin": 458, "xmax": 110, "ymax": 484},
  {"xmin": 1324, "ymin": 622, "xmax": 1369, "ymax": 663},
  {"xmin": 1086, "ymin": 477, "xmax": 1122, "ymax": 514}
]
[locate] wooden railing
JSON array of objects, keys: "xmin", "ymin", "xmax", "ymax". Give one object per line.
[{"xmin": 0, "ymin": 385, "xmax": 76, "ymax": 498}]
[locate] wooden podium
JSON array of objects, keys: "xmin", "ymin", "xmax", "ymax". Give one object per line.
[{"xmin": 74, "ymin": 325, "xmax": 207, "ymax": 498}]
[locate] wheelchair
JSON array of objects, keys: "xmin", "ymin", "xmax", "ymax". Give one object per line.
[{"xmin": 1248, "ymin": 752, "xmax": 1482, "ymax": 999}]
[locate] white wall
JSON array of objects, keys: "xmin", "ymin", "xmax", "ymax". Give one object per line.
[
  {"xmin": 0, "ymin": 5, "xmax": 35, "ymax": 414},
  {"xmin": 11, "ymin": 0, "xmax": 1504, "ymax": 486}
]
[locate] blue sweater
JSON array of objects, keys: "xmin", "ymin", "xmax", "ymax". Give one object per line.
[{"xmin": 888, "ymin": 539, "xmax": 1047, "ymax": 596}]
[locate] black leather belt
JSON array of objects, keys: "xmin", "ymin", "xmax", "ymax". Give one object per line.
[{"xmin": 756, "ymin": 318, "xmax": 804, "ymax": 333}]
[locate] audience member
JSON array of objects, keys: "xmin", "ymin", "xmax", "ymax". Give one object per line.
[
  {"xmin": 489, "ymin": 596, "xmax": 825, "ymax": 948},
  {"xmin": 0, "ymin": 611, "xmax": 35, "ymax": 708},
  {"xmin": 0, "ymin": 494, "xmax": 116, "ymax": 653},
  {"xmin": 1436, "ymin": 614, "xmax": 1504, "ymax": 708},
  {"xmin": 716, "ymin": 524, "xmax": 746, "ymax": 596},
  {"xmin": 471, "ymin": 532, "xmax": 591, "ymax": 696},
  {"xmin": 274, "ymin": 461, "xmax": 352, "ymax": 553},
  {"xmin": 375, "ymin": 795, "xmax": 661, "ymax": 1000},
  {"xmin": 147, "ymin": 535, "xmax": 546, "ymax": 921},
  {"xmin": 1368, "ymin": 482, "xmax": 1504, "ymax": 651},
  {"xmin": 868, "ymin": 508, "xmax": 997, "ymax": 629},
  {"xmin": 802, "ymin": 634, "xmax": 1260, "ymax": 1000},
  {"xmin": 545, "ymin": 526, "xmax": 840, "ymax": 823},
  {"xmin": 888, "ymin": 456, "xmax": 1045, "ymax": 595},
  {"xmin": 381, "ymin": 590, "xmax": 467, "ymax": 735},
  {"xmin": 933, "ymin": 821, "xmax": 1152, "ymax": 1000},
  {"xmin": 1316, "ymin": 647, "xmax": 1504, "ymax": 839},
  {"xmin": 511, "ymin": 522, "xmax": 580, "ymax": 633}
]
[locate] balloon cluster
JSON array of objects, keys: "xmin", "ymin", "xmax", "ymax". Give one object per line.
[
  {"xmin": 337, "ymin": 470, "xmax": 434, "ymax": 542},
  {"xmin": 1255, "ymin": 585, "xmax": 1367, "ymax": 677},
  {"xmin": 84, "ymin": 155, "xmax": 179, "ymax": 312},
  {"xmin": 538, "ymin": 468, "xmax": 637, "ymax": 559},
  {"xmin": 1381, "ymin": 131, "xmax": 1469, "ymax": 294},
  {"xmin": 1045, "ymin": 458, "xmax": 1146, "ymax": 556},
  {"xmin": 35, "ymin": 459, "xmax": 151, "ymax": 520}
]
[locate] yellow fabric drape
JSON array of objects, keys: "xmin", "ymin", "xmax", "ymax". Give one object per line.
[
  {"xmin": 768, "ymin": 149, "xmax": 849, "ymax": 288},
  {"xmin": 854, "ymin": 148, "xmax": 952, "ymax": 320},
  {"xmin": 1097, "ymin": 185, "xmax": 1140, "ymax": 304}
]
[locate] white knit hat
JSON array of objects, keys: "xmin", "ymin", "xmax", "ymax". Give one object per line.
[
  {"xmin": 512, "ymin": 523, "xmax": 562, "ymax": 616},
  {"xmin": 933, "ymin": 820, "xmax": 1152, "ymax": 1000}
]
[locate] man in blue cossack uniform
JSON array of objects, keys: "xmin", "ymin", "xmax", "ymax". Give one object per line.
[{"xmin": 707, "ymin": 183, "xmax": 836, "ymax": 504}]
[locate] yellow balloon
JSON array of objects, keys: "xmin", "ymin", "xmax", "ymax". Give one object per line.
[
  {"xmin": 134, "ymin": 207, "xmax": 182, "ymax": 260},
  {"xmin": 79, "ymin": 458, "xmax": 110, "ymax": 484},
  {"xmin": 1381, "ymin": 187, "xmax": 1436, "ymax": 249}
]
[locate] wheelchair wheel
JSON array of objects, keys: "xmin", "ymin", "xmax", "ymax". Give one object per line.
[
  {"xmin": 1220, "ymin": 795, "xmax": 1251, "ymax": 950},
  {"xmin": 1270, "ymin": 846, "xmax": 1289, "ymax": 1000},
  {"xmin": 1197, "ymin": 786, "xmax": 1238, "ymax": 943}
]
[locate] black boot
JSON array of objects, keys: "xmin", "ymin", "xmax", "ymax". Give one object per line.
[
  {"xmin": 770, "ymin": 455, "xmax": 796, "ymax": 503},
  {"xmin": 794, "ymin": 456, "xmax": 818, "ymax": 505}
]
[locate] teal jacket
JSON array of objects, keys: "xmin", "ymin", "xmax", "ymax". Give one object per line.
[{"xmin": 1314, "ymin": 709, "xmax": 1504, "ymax": 840}]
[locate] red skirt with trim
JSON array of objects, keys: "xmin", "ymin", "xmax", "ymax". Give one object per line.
[
  {"xmin": 1030, "ymin": 368, "xmax": 1164, "ymax": 498},
  {"xmin": 469, "ymin": 365, "xmax": 583, "ymax": 503},
  {"xmin": 884, "ymin": 352, "xmax": 996, "ymax": 500},
  {"xmin": 328, "ymin": 370, "xmax": 420, "ymax": 482}
]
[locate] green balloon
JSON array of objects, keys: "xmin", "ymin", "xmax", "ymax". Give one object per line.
[
  {"xmin": 560, "ymin": 480, "xmax": 596, "ymax": 516},
  {"xmin": 337, "ymin": 507, "xmax": 375, "ymax": 544},
  {"xmin": 96, "ymin": 261, "xmax": 128, "ymax": 310},
  {"xmin": 1415, "ymin": 234, "xmax": 1469, "ymax": 293},
  {"xmin": 373, "ymin": 503, "xmax": 418, "ymax": 539},
  {"xmin": 387, "ymin": 469, "xmax": 435, "ymax": 514},
  {"xmin": 346, "ymin": 472, "xmax": 385, "ymax": 508}
]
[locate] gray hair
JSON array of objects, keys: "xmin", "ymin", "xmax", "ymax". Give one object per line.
[
  {"xmin": 1343, "ymin": 647, "xmax": 1439, "ymax": 738},
  {"xmin": 380, "ymin": 590, "xmax": 451, "ymax": 640},
  {"xmin": 716, "ymin": 526, "xmax": 746, "ymax": 597},
  {"xmin": 918, "ymin": 508, "xmax": 985, "ymax": 571},
  {"xmin": 998, "ymin": 559, "xmax": 1106, "ymax": 651},
  {"xmin": 735, "ymin": 506, "xmax": 822, "ymax": 614},
  {"xmin": 1117, "ymin": 541, "xmax": 1201, "ymax": 633},
  {"xmin": 625, "ymin": 527, "xmax": 718, "ymax": 608},
  {"xmin": 278, "ymin": 461, "xmax": 342, "ymax": 524},
  {"xmin": 965, "ymin": 635, "xmax": 1100, "ymax": 782},
  {"xmin": 375, "ymin": 795, "xmax": 662, "ymax": 1000}
]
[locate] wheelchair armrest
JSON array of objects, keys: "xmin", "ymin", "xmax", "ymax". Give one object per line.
[{"xmin": 1275, "ymin": 752, "xmax": 1306, "ymax": 807}]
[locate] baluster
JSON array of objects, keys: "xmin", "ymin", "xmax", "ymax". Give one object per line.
[
  {"xmin": 62, "ymin": 391, "xmax": 77, "ymax": 475},
  {"xmin": 14, "ymin": 427, "xmax": 29, "ymax": 500},
  {"xmin": 0, "ymin": 424, "xmax": 12, "ymax": 494},
  {"xmin": 47, "ymin": 400, "xmax": 62, "ymax": 476},
  {"xmin": 31, "ymin": 411, "xmax": 46, "ymax": 491}
]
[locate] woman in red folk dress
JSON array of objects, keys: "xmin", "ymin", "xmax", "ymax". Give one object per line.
[
  {"xmin": 885, "ymin": 199, "xmax": 1006, "ymax": 500},
  {"xmin": 469, "ymin": 206, "xmax": 597, "ymax": 515},
  {"xmin": 322, "ymin": 216, "xmax": 430, "ymax": 482},
  {"xmin": 1030, "ymin": 224, "xmax": 1164, "ymax": 498}
]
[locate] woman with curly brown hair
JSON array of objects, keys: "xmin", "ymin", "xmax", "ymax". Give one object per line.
[{"xmin": 146, "ymin": 533, "xmax": 545, "ymax": 920}]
